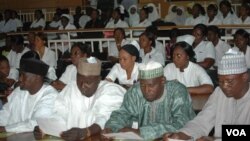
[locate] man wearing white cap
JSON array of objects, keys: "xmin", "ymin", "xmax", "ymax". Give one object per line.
[
  {"xmin": 164, "ymin": 49, "xmax": 250, "ymax": 141},
  {"xmin": 103, "ymin": 60, "xmax": 195, "ymax": 140},
  {"xmin": 0, "ymin": 58, "xmax": 58, "ymax": 133},
  {"xmin": 34, "ymin": 57, "xmax": 126, "ymax": 141},
  {"xmin": 164, "ymin": 35, "xmax": 214, "ymax": 95}
]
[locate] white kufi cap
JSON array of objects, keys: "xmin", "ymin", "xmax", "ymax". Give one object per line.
[
  {"xmin": 218, "ymin": 49, "xmax": 247, "ymax": 75},
  {"xmin": 139, "ymin": 61, "xmax": 163, "ymax": 79}
]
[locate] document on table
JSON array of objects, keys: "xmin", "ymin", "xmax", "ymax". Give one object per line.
[
  {"xmin": 168, "ymin": 138, "xmax": 194, "ymax": 141},
  {"xmin": 102, "ymin": 132, "xmax": 143, "ymax": 140},
  {"xmin": 0, "ymin": 132, "xmax": 15, "ymax": 138},
  {"xmin": 36, "ymin": 118, "xmax": 67, "ymax": 137}
]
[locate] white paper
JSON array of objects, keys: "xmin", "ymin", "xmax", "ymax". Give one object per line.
[
  {"xmin": 87, "ymin": 56, "xmax": 97, "ymax": 63},
  {"xmin": 36, "ymin": 118, "xmax": 67, "ymax": 137},
  {"xmin": 102, "ymin": 132, "xmax": 143, "ymax": 140},
  {"xmin": 168, "ymin": 138, "xmax": 194, "ymax": 141}
]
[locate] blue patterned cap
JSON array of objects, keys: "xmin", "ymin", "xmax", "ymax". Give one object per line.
[{"xmin": 218, "ymin": 49, "xmax": 247, "ymax": 75}]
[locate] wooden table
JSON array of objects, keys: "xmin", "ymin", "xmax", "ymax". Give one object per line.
[
  {"xmin": 0, "ymin": 132, "xmax": 102, "ymax": 141},
  {"xmin": 0, "ymin": 132, "xmax": 162, "ymax": 141}
]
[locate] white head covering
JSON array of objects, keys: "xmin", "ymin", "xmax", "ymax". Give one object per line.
[
  {"xmin": 97, "ymin": 9, "xmax": 102, "ymax": 16},
  {"xmin": 164, "ymin": 4, "xmax": 177, "ymax": 22},
  {"xmin": 129, "ymin": 40, "xmax": 140, "ymax": 51},
  {"xmin": 176, "ymin": 35, "xmax": 195, "ymax": 46},
  {"xmin": 218, "ymin": 49, "xmax": 247, "ymax": 75},
  {"xmin": 61, "ymin": 14, "xmax": 70, "ymax": 20},
  {"xmin": 139, "ymin": 61, "xmax": 163, "ymax": 79},
  {"xmin": 119, "ymin": 5, "xmax": 125, "ymax": 14},
  {"xmin": 177, "ymin": 6, "xmax": 185, "ymax": 13},
  {"xmin": 147, "ymin": 3, "xmax": 160, "ymax": 22},
  {"xmin": 128, "ymin": 5, "xmax": 139, "ymax": 26},
  {"xmin": 174, "ymin": 6, "xmax": 186, "ymax": 25}
]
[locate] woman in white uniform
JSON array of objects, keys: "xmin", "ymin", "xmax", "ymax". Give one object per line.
[
  {"xmin": 236, "ymin": 3, "xmax": 250, "ymax": 24},
  {"xmin": 57, "ymin": 14, "xmax": 78, "ymax": 53},
  {"xmin": 174, "ymin": 6, "xmax": 186, "ymax": 25},
  {"xmin": 207, "ymin": 25, "xmax": 231, "ymax": 67},
  {"xmin": 185, "ymin": 3, "xmax": 206, "ymax": 26},
  {"xmin": 234, "ymin": 3, "xmax": 250, "ymax": 33},
  {"xmin": 147, "ymin": 3, "xmax": 160, "ymax": 23},
  {"xmin": 192, "ymin": 24, "xmax": 216, "ymax": 69},
  {"xmin": 164, "ymin": 4, "xmax": 177, "ymax": 23},
  {"xmin": 34, "ymin": 32, "xmax": 57, "ymax": 80},
  {"xmin": 106, "ymin": 44, "xmax": 140, "ymax": 89},
  {"xmin": 219, "ymin": 0, "xmax": 237, "ymax": 25},
  {"xmin": 29, "ymin": 9, "xmax": 45, "ymax": 30},
  {"xmin": 105, "ymin": 5, "xmax": 129, "ymax": 28},
  {"xmin": 132, "ymin": 6, "xmax": 152, "ymax": 36},
  {"xmin": 164, "ymin": 35, "xmax": 214, "ymax": 95},
  {"xmin": 108, "ymin": 28, "xmax": 129, "ymax": 64},
  {"xmin": 127, "ymin": 5, "xmax": 139, "ymax": 27},
  {"xmin": 51, "ymin": 42, "xmax": 91, "ymax": 91},
  {"xmin": 232, "ymin": 29, "xmax": 250, "ymax": 68},
  {"xmin": 206, "ymin": 4, "xmax": 222, "ymax": 25},
  {"xmin": 139, "ymin": 31, "xmax": 165, "ymax": 66},
  {"xmin": 0, "ymin": 55, "xmax": 19, "ymax": 96}
]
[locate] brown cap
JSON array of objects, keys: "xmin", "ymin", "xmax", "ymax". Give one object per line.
[{"xmin": 77, "ymin": 57, "xmax": 102, "ymax": 76}]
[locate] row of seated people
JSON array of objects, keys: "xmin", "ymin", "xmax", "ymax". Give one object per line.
[
  {"xmin": 0, "ymin": 3, "xmax": 171, "ymax": 34},
  {"xmin": 0, "ymin": 23, "xmax": 250, "ymax": 92},
  {"xmin": 0, "ymin": 23, "xmax": 248, "ymax": 103},
  {"xmin": 1, "ymin": 0, "xmax": 249, "ymax": 29},
  {"xmin": 1, "ymin": 0, "xmax": 249, "ymax": 35},
  {"xmin": 165, "ymin": 0, "xmax": 250, "ymax": 26},
  {"xmin": 0, "ymin": 43, "xmax": 249, "ymax": 140},
  {"xmin": 1, "ymin": 0, "xmax": 249, "ymax": 53}
]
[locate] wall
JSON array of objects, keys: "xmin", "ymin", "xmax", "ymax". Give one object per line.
[{"xmin": 0, "ymin": 0, "xmax": 82, "ymax": 10}]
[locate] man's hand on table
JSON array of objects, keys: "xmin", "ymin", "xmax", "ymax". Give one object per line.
[
  {"xmin": 33, "ymin": 126, "xmax": 45, "ymax": 140},
  {"xmin": 61, "ymin": 127, "xmax": 87, "ymax": 141},
  {"xmin": 0, "ymin": 126, "xmax": 6, "ymax": 132}
]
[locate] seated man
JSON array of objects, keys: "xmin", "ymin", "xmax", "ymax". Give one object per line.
[
  {"xmin": 34, "ymin": 57, "xmax": 126, "ymax": 141},
  {"xmin": 163, "ymin": 49, "xmax": 250, "ymax": 141},
  {"xmin": 0, "ymin": 58, "xmax": 58, "ymax": 133},
  {"xmin": 103, "ymin": 61, "xmax": 195, "ymax": 140}
]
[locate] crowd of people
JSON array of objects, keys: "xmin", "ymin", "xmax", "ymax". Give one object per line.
[{"xmin": 0, "ymin": 0, "xmax": 250, "ymax": 141}]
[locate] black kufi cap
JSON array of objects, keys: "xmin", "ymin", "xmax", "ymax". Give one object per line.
[{"xmin": 20, "ymin": 58, "xmax": 49, "ymax": 77}]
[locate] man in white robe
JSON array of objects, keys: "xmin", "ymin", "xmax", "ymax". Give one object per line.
[
  {"xmin": 164, "ymin": 49, "xmax": 250, "ymax": 141},
  {"xmin": 34, "ymin": 57, "xmax": 126, "ymax": 141},
  {"xmin": 0, "ymin": 58, "xmax": 58, "ymax": 133}
]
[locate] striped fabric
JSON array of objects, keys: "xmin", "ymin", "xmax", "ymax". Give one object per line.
[{"xmin": 218, "ymin": 49, "xmax": 247, "ymax": 75}]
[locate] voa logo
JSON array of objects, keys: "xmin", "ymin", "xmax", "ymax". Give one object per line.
[{"xmin": 226, "ymin": 129, "xmax": 246, "ymax": 136}]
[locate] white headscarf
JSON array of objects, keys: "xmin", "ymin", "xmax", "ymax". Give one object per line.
[
  {"xmin": 147, "ymin": 3, "xmax": 160, "ymax": 22},
  {"xmin": 164, "ymin": 4, "xmax": 177, "ymax": 22},
  {"xmin": 174, "ymin": 6, "xmax": 187, "ymax": 25},
  {"xmin": 128, "ymin": 5, "xmax": 139, "ymax": 26}
]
